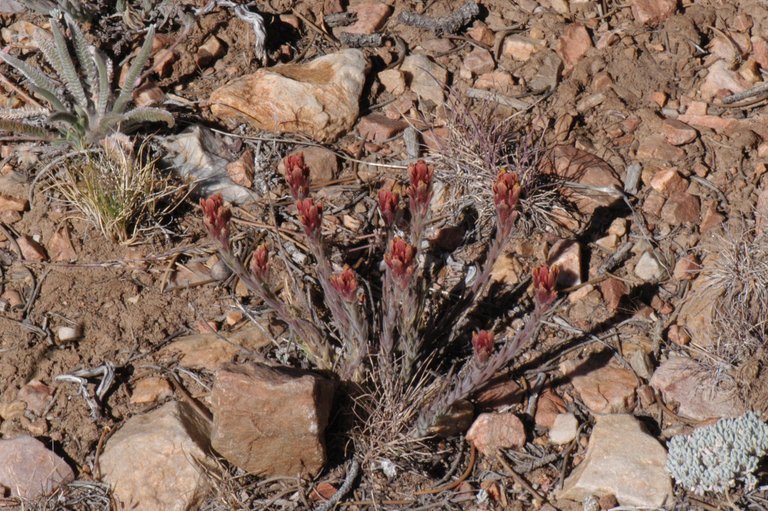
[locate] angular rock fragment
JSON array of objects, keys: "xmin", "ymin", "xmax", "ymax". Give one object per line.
[
  {"xmin": 100, "ymin": 402, "xmax": 214, "ymax": 511},
  {"xmin": 466, "ymin": 412, "xmax": 526, "ymax": 455},
  {"xmin": 210, "ymin": 363, "xmax": 335, "ymax": 477},
  {"xmin": 558, "ymin": 414, "xmax": 672, "ymax": 507},
  {"xmin": 0, "ymin": 435, "xmax": 73, "ymax": 499},
  {"xmin": 210, "ymin": 50, "xmax": 367, "ymax": 143}
]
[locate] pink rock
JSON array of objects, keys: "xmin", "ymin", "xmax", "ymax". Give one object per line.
[
  {"xmin": 377, "ymin": 68, "xmax": 406, "ymax": 95},
  {"xmin": 535, "ymin": 389, "xmax": 567, "ymax": 429},
  {"xmin": 660, "ymin": 192, "xmax": 700, "ymax": 224},
  {"xmin": 226, "ymin": 148, "xmax": 254, "ymax": 188},
  {"xmin": 630, "ymin": 0, "xmax": 677, "ymax": 24},
  {"xmin": 548, "ymin": 240, "xmax": 582, "ymax": 287},
  {"xmin": 463, "ymin": 47, "xmax": 495, "ymax": 75},
  {"xmin": 196, "ymin": 35, "xmax": 226, "ymax": 68},
  {"xmin": 642, "ymin": 190, "xmax": 666, "ymax": 217},
  {"xmin": 650, "ymin": 168, "xmax": 688, "ymax": 196},
  {"xmin": 16, "ymin": 380, "xmax": 53, "ymax": 416},
  {"xmin": 661, "ymin": 119, "xmax": 697, "ymax": 146},
  {"xmin": 752, "ymin": 37, "xmax": 768, "ymax": 69},
  {"xmin": 599, "ymin": 277, "xmax": 628, "ymax": 312},
  {"xmin": 129, "ymin": 376, "xmax": 172, "ymax": 405},
  {"xmin": 334, "ymin": 2, "xmax": 392, "ymax": 36},
  {"xmin": 570, "ymin": 360, "xmax": 638, "ymax": 414},
  {"xmin": 48, "ymin": 225, "xmax": 76, "ymax": 262},
  {"xmin": 17, "ymin": 235, "xmax": 47, "ymax": 261},
  {"xmin": 0, "ymin": 436, "xmax": 74, "ymax": 498},
  {"xmin": 357, "ymin": 113, "xmax": 408, "ymax": 143},
  {"xmin": 502, "ymin": 35, "xmax": 544, "ymax": 61},
  {"xmin": 466, "ymin": 413, "xmax": 526, "ymax": 455},
  {"xmin": 210, "ymin": 363, "xmax": 335, "ymax": 477},
  {"xmin": 280, "ymin": 146, "xmax": 339, "ymax": 184},
  {"xmin": 467, "ymin": 23, "xmax": 495, "ymax": 46},
  {"xmin": 542, "ymin": 145, "xmax": 622, "ymax": 214},
  {"xmin": 699, "ymin": 60, "xmax": 751, "ymax": 101},
  {"xmin": 0, "ymin": 194, "xmax": 27, "ymax": 213},
  {"xmin": 673, "ymin": 254, "xmax": 701, "ymax": 280},
  {"xmin": 650, "ymin": 357, "xmax": 745, "ymax": 420},
  {"xmin": 557, "ymin": 24, "xmax": 592, "ymax": 70},
  {"xmin": 474, "ymin": 70, "xmax": 515, "ymax": 92},
  {"xmin": 636, "ymin": 134, "xmax": 685, "ymax": 162}
]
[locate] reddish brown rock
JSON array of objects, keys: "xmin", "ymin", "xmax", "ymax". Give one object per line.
[
  {"xmin": 649, "ymin": 168, "xmax": 687, "ymax": 196},
  {"xmin": 209, "ymin": 50, "xmax": 366, "ymax": 143},
  {"xmin": 475, "ymin": 377, "xmax": 524, "ymax": 411},
  {"xmin": 570, "ymin": 361, "xmax": 638, "ymax": 414},
  {"xmin": 599, "ymin": 277, "xmax": 628, "ymax": 311},
  {"xmin": 280, "ymin": 146, "xmax": 339, "ymax": 184},
  {"xmin": 548, "ymin": 240, "xmax": 582, "ymax": 287},
  {"xmin": 666, "ymin": 324, "xmax": 691, "ymax": 346},
  {"xmin": 357, "ymin": 113, "xmax": 408, "ymax": 143},
  {"xmin": 642, "ymin": 190, "xmax": 666, "ymax": 217},
  {"xmin": 466, "ymin": 413, "xmax": 526, "ymax": 455},
  {"xmin": 196, "ymin": 35, "xmax": 226, "ymax": 68},
  {"xmin": 557, "ymin": 23, "xmax": 592, "ymax": 70},
  {"xmin": 48, "ymin": 225, "xmax": 76, "ymax": 262},
  {"xmin": 699, "ymin": 60, "xmax": 752, "ymax": 101},
  {"xmin": 636, "ymin": 134, "xmax": 685, "ymax": 162},
  {"xmin": 475, "ymin": 70, "xmax": 515, "ymax": 92},
  {"xmin": 650, "ymin": 357, "xmax": 745, "ymax": 420},
  {"xmin": 0, "ymin": 194, "xmax": 27, "ymax": 213},
  {"xmin": 0, "ymin": 436, "xmax": 74, "ymax": 499},
  {"xmin": 502, "ymin": 36, "xmax": 544, "ymax": 61},
  {"xmin": 673, "ymin": 254, "xmax": 701, "ymax": 280},
  {"xmin": 377, "ymin": 68, "xmax": 406, "ymax": 95},
  {"xmin": 210, "ymin": 363, "xmax": 335, "ymax": 477},
  {"xmin": 535, "ymin": 389, "xmax": 567, "ymax": 429},
  {"xmin": 542, "ymin": 145, "xmax": 622, "ymax": 214},
  {"xmin": 226, "ymin": 148, "xmax": 254, "ymax": 188},
  {"xmin": 463, "ymin": 48, "xmax": 495, "ymax": 75},
  {"xmin": 130, "ymin": 376, "xmax": 173, "ymax": 405},
  {"xmin": 17, "ymin": 235, "xmax": 47, "ymax": 261},
  {"xmin": 468, "ymin": 23, "xmax": 495, "ymax": 46},
  {"xmin": 660, "ymin": 192, "xmax": 700, "ymax": 224},
  {"xmin": 630, "ymin": 0, "xmax": 677, "ymax": 24},
  {"xmin": 16, "ymin": 380, "xmax": 53, "ymax": 416},
  {"xmin": 661, "ymin": 119, "xmax": 697, "ymax": 146},
  {"xmin": 333, "ymin": 2, "xmax": 392, "ymax": 36}
]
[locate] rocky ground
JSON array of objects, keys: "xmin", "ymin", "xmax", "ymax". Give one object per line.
[{"xmin": 1, "ymin": 0, "xmax": 768, "ymax": 509}]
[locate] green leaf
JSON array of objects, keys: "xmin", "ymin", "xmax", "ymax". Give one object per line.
[
  {"xmin": 49, "ymin": 18, "xmax": 88, "ymax": 108},
  {"xmin": 0, "ymin": 51, "xmax": 65, "ymax": 107},
  {"xmin": 112, "ymin": 24, "xmax": 155, "ymax": 115},
  {"xmin": 0, "ymin": 119, "xmax": 52, "ymax": 139}
]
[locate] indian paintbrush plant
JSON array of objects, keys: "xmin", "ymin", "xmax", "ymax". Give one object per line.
[{"xmin": 200, "ymin": 154, "xmax": 559, "ymax": 464}]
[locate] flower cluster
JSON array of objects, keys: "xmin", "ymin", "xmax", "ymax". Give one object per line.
[
  {"xmin": 493, "ymin": 168, "xmax": 521, "ymax": 237},
  {"xmin": 533, "ymin": 264, "xmax": 559, "ymax": 307},
  {"xmin": 200, "ymin": 194, "xmax": 231, "ymax": 247},
  {"xmin": 408, "ymin": 160, "xmax": 433, "ymax": 218},
  {"xmin": 384, "ymin": 237, "xmax": 416, "ymax": 290}
]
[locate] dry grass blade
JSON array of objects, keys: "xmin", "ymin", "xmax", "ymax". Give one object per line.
[{"xmin": 49, "ymin": 136, "xmax": 188, "ymax": 244}]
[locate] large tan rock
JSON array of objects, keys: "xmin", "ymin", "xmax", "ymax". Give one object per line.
[
  {"xmin": 558, "ymin": 415, "xmax": 672, "ymax": 507},
  {"xmin": 0, "ymin": 435, "xmax": 74, "ymax": 499},
  {"xmin": 100, "ymin": 402, "xmax": 214, "ymax": 511},
  {"xmin": 210, "ymin": 363, "xmax": 336, "ymax": 477},
  {"xmin": 209, "ymin": 50, "xmax": 367, "ymax": 143}
]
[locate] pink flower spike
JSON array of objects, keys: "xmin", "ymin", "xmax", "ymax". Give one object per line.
[
  {"xmin": 493, "ymin": 169, "xmax": 521, "ymax": 235},
  {"xmin": 384, "ymin": 237, "xmax": 416, "ymax": 289},
  {"xmin": 533, "ymin": 264, "xmax": 559, "ymax": 307},
  {"xmin": 408, "ymin": 160, "xmax": 433, "ymax": 216},
  {"xmin": 377, "ymin": 189, "xmax": 400, "ymax": 227},
  {"xmin": 251, "ymin": 244, "xmax": 270, "ymax": 281},
  {"xmin": 330, "ymin": 266, "xmax": 359, "ymax": 302},
  {"xmin": 284, "ymin": 153, "xmax": 310, "ymax": 199},
  {"xmin": 471, "ymin": 330, "xmax": 494, "ymax": 363},
  {"xmin": 200, "ymin": 194, "xmax": 231, "ymax": 247},
  {"xmin": 296, "ymin": 198, "xmax": 323, "ymax": 238}
]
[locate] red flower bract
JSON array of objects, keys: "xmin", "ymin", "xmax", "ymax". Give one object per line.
[
  {"xmin": 493, "ymin": 169, "xmax": 521, "ymax": 235},
  {"xmin": 200, "ymin": 194, "xmax": 231, "ymax": 247},
  {"xmin": 251, "ymin": 244, "xmax": 270, "ymax": 280},
  {"xmin": 284, "ymin": 152, "xmax": 310, "ymax": 199},
  {"xmin": 533, "ymin": 264, "xmax": 559, "ymax": 307},
  {"xmin": 296, "ymin": 198, "xmax": 323, "ymax": 238},
  {"xmin": 377, "ymin": 189, "xmax": 400, "ymax": 227},
  {"xmin": 471, "ymin": 330, "xmax": 494, "ymax": 363},
  {"xmin": 384, "ymin": 237, "xmax": 416, "ymax": 289},
  {"xmin": 408, "ymin": 160, "xmax": 433, "ymax": 216},
  {"xmin": 330, "ymin": 266, "xmax": 359, "ymax": 302}
]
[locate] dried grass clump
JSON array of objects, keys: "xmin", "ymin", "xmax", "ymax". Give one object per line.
[
  {"xmin": 52, "ymin": 136, "xmax": 186, "ymax": 243},
  {"xmin": 703, "ymin": 230, "xmax": 768, "ymax": 367},
  {"xmin": 426, "ymin": 89, "xmax": 561, "ymax": 235}
]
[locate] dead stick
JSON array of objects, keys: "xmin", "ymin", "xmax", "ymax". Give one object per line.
[
  {"xmin": 722, "ymin": 81, "xmax": 768, "ymax": 104},
  {"xmin": 414, "ymin": 444, "xmax": 477, "ymax": 495},
  {"xmin": 497, "ymin": 452, "xmax": 545, "ymax": 506}
]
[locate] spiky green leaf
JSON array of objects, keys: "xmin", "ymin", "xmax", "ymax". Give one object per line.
[
  {"xmin": 28, "ymin": 84, "xmax": 67, "ymax": 112},
  {"xmin": 49, "ymin": 18, "xmax": 88, "ymax": 108},
  {"xmin": 112, "ymin": 24, "xmax": 155, "ymax": 115},
  {"xmin": 0, "ymin": 51, "xmax": 65, "ymax": 106},
  {"xmin": 93, "ymin": 50, "xmax": 111, "ymax": 117},
  {"xmin": 115, "ymin": 106, "xmax": 175, "ymax": 129},
  {"xmin": 32, "ymin": 28, "xmax": 64, "ymax": 79},
  {"xmin": 0, "ymin": 106, "xmax": 50, "ymax": 120},
  {"xmin": 64, "ymin": 12, "xmax": 98, "ymax": 106},
  {"xmin": 0, "ymin": 119, "xmax": 52, "ymax": 139}
]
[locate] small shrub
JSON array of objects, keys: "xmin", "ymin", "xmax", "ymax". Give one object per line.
[
  {"xmin": 201, "ymin": 151, "xmax": 559, "ymax": 459},
  {"xmin": 666, "ymin": 412, "xmax": 768, "ymax": 495},
  {"xmin": 0, "ymin": 10, "xmax": 173, "ymax": 149}
]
